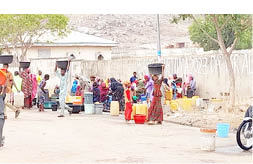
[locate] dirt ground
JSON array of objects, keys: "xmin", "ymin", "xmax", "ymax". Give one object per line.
[{"xmin": 0, "ymin": 109, "xmax": 252, "ymax": 164}]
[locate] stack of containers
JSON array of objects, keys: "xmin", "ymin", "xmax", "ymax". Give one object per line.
[{"xmin": 84, "ymin": 92, "xmax": 94, "ymax": 114}]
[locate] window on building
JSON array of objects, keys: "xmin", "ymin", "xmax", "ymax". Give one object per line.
[
  {"xmin": 98, "ymin": 54, "xmax": 104, "ymax": 61},
  {"xmin": 38, "ymin": 48, "xmax": 51, "ymax": 58}
]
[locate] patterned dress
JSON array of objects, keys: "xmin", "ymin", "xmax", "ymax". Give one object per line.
[
  {"xmin": 38, "ymin": 79, "xmax": 46, "ymax": 105},
  {"xmin": 20, "ymin": 70, "xmax": 33, "ymax": 108},
  {"xmin": 148, "ymin": 78, "xmax": 163, "ymax": 122}
]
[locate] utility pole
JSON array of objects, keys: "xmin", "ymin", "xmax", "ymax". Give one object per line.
[{"xmin": 157, "ymin": 14, "xmax": 161, "ymax": 62}]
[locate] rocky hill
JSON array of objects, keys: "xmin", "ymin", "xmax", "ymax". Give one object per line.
[{"xmin": 67, "ymin": 14, "xmax": 193, "ymax": 50}]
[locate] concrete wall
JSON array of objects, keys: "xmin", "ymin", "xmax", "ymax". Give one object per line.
[
  {"xmin": 13, "ymin": 49, "xmax": 253, "ymax": 105},
  {"xmin": 81, "ymin": 50, "xmax": 253, "ymax": 105}
]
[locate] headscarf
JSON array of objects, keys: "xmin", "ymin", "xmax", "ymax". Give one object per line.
[
  {"xmin": 71, "ymin": 80, "xmax": 78, "ymax": 93},
  {"xmin": 110, "ymin": 78, "xmax": 120, "ymax": 91},
  {"xmin": 75, "ymin": 85, "xmax": 82, "ymax": 96},
  {"xmin": 163, "ymin": 78, "xmax": 169, "ymax": 87},
  {"xmin": 100, "ymin": 82, "xmax": 109, "ymax": 102}
]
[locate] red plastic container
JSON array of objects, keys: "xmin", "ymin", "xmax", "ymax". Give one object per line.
[{"xmin": 134, "ymin": 114, "xmax": 146, "ymax": 124}]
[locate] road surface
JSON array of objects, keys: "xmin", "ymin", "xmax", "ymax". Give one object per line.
[{"xmin": 0, "ymin": 109, "xmax": 252, "ymax": 163}]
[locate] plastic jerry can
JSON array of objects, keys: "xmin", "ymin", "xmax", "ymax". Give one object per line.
[
  {"xmin": 14, "ymin": 92, "xmax": 24, "ymax": 107},
  {"xmin": 110, "ymin": 101, "xmax": 119, "ymax": 116},
  {"xmin": 169, "ymin": 100, "xmax": 178, "ymax": 111},
  {"xmin": 135, "ymin": 104, "xmax": 148, "ymax": 118},
  {"xmin": 182, "ymin": 98, "xmax": 193, "ymax": 110},
  {"xmin": 165, "ymin": 89, "xmax": 173, "ymax": 101}
]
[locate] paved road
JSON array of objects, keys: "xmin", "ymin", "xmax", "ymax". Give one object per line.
[{"xmin": 0, "ymin": 110, "xmax": 252, "ymax": 163}]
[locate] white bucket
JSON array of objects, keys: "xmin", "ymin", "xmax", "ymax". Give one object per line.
[
  {"xmin": 85, "ymin": 104, "xmax": 95, "ymax": 114},
  {"xmin": 200, "ymin": 129, "xmax": 217, "ymax": 151}
]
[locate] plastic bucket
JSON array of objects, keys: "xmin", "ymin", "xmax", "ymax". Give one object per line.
[
  {"xmin": 148, "ymin": 63, "xmax": 163, "ymax": 75},
  {"xmin": 94, "ymin": 103, "xmax": 103, "ymax": 114},
  {"xmin": 217, "ymin": 123, "xmax": 230, "ymax": 138},
  {"xmin": 200, "ymin": 128, "xmax": 217, "ymax": 151},
  {"xmin": 85, "ymin": 104, "xmax": 95, "ymax": 114},
  {"xmin": 134, "ymin": 114, "xmax": 146, "ymax": 124},
  {"xmin": 84, "ymin": 92, "xmax": 93, "ymax": 104},
  {"xmin": 141, "ymin": 96, "xmax": 147, "ymax": 102}
]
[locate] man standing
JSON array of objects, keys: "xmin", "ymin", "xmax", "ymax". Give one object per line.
[
  {"xmin": 55, "ymin": 60, "xmax": 72, "ymax": 117},
  {"xmin": 2, "ymin": 64, "xmax": 20, "ymax": 119},
  {"xmin": 130, "ymin": 72, "xmax": 137, "ymax": 84}
]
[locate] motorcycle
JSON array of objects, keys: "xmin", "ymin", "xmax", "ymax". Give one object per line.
[{"xmin": 236, "ymin": 106, "xmax": 252, "ymax": 151}]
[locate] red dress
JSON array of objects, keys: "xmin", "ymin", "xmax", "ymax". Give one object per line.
[
  {"xmin": 124, "ymin": 89, "xmax": 132, "ymax": 121},
  {"xmin": 148, "ymin": 79, "xmax": 163, "ymax": 122}
]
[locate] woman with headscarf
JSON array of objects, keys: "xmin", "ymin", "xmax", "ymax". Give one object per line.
[
  {"xmin": 20, "ymin": 68, "xmax": 33, "ymax": 109},
  {"xmin": 110, "ymin": 78, "xmax": 125, "ymax": 112},
  {"xmin": 71, "ymin": 79, "xmax": 78, "ymax": 96},
  {"xmin": 100, "ymin": 82, "xmax": 108, "ymax": 103},
  {"xmin": 144, "ymin": 75, "xmax": 154, "ymax": 104},
  {"xmin": 30, "ymin": 73, "xmax": 38, "ymax": 105},
  {"xmin": 124, "ymin": 81, "xmax": 132, "ymax": 121},
  {"xmin": 92, "ymin": 82, "xmax": 100, "ymax": 103},
  {"xmin": 148, "ymin": 65, "xmax": 164, "ymax": 125}
]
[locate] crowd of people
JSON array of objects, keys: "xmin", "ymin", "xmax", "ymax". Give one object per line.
[
  {"xmin": 69, "ymin": 67, "xmax": 197, "ymax": 125},
  {"xmin": 0, "ymin": 60, "xmax": 197, "ymax": 147}
]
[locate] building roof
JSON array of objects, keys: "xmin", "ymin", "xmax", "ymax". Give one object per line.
[{"xmin": 34, "ymin": 31, "xmax": 118, "ymax": 47}]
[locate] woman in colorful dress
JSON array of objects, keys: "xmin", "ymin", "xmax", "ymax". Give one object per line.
[
  {"xmin": 124, "ymin": 81, "xmax": 132, "ymax": 122},
  {"xmin": 20, "ymin": 68, "xmax": 33, "ymax": 109},
  {"xmin": 92, "ymin": 82, "xmax": 100, "ymax": 103},
  {"xmin": 148, "ymin": 65, "xmax": 164, "ymax": 125},
  {"xmin": 30, "ymin": 73, "xmax": 38, "ymax": 105},
  {"xmin": 110, "ymin": 78, "xmax": 125, "ymax": 112},
  {"xmin": 38, "ymin": 74, "xmax": 50, "ymax": 112},
  {"xmin": 144, "ymin": 75, "xmax": 154, "ymax": 104}
]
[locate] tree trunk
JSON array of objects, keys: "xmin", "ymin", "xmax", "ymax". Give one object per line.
[
  {"xmin": 213, "ymin": 15, "xmax": 236, "ymax": 111},
  {"xmin": 223, "ymin": 54, "xmax": 236, "ymax": 111}
]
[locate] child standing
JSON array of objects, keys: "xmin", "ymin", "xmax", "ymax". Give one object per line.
[
  {"xmin": 38, "ymin": 74, "xmax": 50, "ymax": 112},
  {"xmin": 0, "ymin": 85, "xmax": 6, "ymax": 147},
  {"xmin": 124, "ymin": 82, "xmax": 132, "ymax": 121}
]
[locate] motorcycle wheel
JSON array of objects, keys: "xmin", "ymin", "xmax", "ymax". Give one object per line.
[{"xmin": 236, "ymin": 119, "xmax": 252, "ymax": 151}]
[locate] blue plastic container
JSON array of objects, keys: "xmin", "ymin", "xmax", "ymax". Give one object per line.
[
  {"xmin": 217, "ymin": 123, "xmax": 230, "ymax": 138},
  {"xmin": 141, "ymin": 96, "xmax": 147, "ymax": 102}
]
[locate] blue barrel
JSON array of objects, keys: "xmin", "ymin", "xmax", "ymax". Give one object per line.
[
  {"xmin": 84, "ymin": 92, "xmax": 93, "ymax": 104},
  {"xmin": 217, "ymin": 123, "xmax": 230, "ymax": 138}
]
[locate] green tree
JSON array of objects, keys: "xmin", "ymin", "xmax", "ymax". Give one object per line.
[
  {"xmin": 0, "ymin": 14, "xmax": 69, "ymax": 61},
  {"xmin": 172, "ymin": 14, "xmax": 252, "ymax": 111}
]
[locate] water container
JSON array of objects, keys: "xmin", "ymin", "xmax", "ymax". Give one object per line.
[
  {"xmin": 14, "ymin": 92, "xmax": 24, "ymax": 107},
  {"xmin": 84, "ymin": 92, "xmax": 93, "ymax": 104},
  {"xmin": 85, "ymin": 104, "xmax": 95, "ymax": 114},
  {"xmin": 182, "ymin": 98, "xmax": 193, "ymax": 110},
  {"xmin": 192, "ymin": 96, "xmax": 199, "ymax": 106},
  {"xmin": 110, "ymin": 101, "xmax": 119, "ymax": 116},
  {"xmin": 217, "ymin": 123, "xmax": 230, "ymax": 138},
  {"xmin": 135, "ymin": 104, "xmax": 148, "ymax": 116},
  {"xmin": 141, "ymin": 96, "xmax": 147, "ymax": 102},
  {"xmin": 170, "ymin": 100, "xmax": 178, "ymax": 111},
  {"xmin": 200, "ymin": 128, "xmax": 217, "ymax": 151},
  {"xmin": 165, "ymin": 89, "xmax": 173, "ymax": 101},
  {"xmin": 148, "ymin": 63, "xmax": 164, "ymax": 75},
  {"xmin": 94, "ymin": 103, "xmax": 103, "ymax": 114}
]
